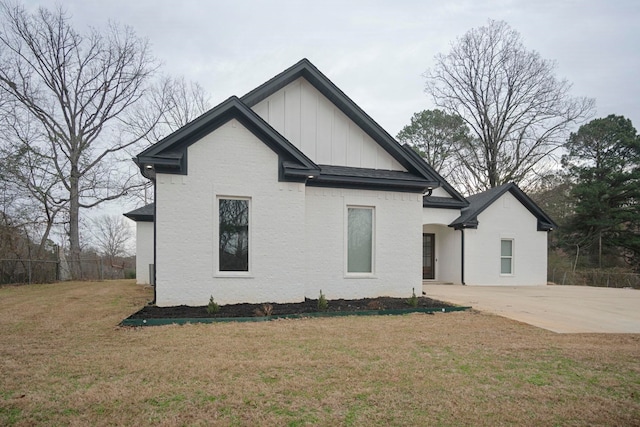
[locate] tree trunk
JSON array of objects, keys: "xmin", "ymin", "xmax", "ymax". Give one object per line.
[
  {"xmin": 69, "ymin": 167, "xmax": 81, "ymax": 279},
  {"xmin": 598, "ymin": 231, "xmax": 602, "ymax": 270}
]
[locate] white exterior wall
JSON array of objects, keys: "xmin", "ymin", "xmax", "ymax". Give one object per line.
[
  {"xmin": 304, "ymin": 187, "xmax": 423, "ymax": 300},
  {"xmin": 252, "ymin": 78, "xmax": 406, "ymax": 171},
  {"xmin": 155, "ymin": 119, "xmax": 307, "ymax": 306},
  {"xmin": 423, "ymin": 206, "xmax": 459, "ymax": 226},
  {"xmin": 135, "ymin": 221, "xmax": 154, "ymax": 285},
  {"xmin": 464, "ymin": 192, "xmax": 548, "ymax": 286},
  {"xmin": 430, "ymin": 187, "xmax": 452, "ymax": 198}
]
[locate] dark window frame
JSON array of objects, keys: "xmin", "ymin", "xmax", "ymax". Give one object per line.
[{"xmin": 218, "ymin": 198, "xmax": 250, "ymax": 272}]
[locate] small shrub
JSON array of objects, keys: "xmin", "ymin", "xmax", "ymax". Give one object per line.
[
  {"xmin": 206, "ymin": 296, "xmax": 219, "ymax": 315},
  {"xmin": 254, "ymin": 303, "xmax": 273, "ymax": 317},
  {"xmin": 262, "ymin": 303, "xmax": 273, "ymax": 316},
  {"xmin": 124, "ymin": 269, "xmax": 136, "ymax": 279},
  {"xmin": 366, "ymin": 300, "xmax": 385, "ymax": 310},
  {"xmin": 318, "ymin": 290, "xmax": 328, "ymax": 311},
  {"xmin": 406, "ymin": 288, "xmax": 418, "ymax": 308}
]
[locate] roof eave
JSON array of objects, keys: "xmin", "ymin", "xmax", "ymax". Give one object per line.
[
  {"xmin": 538, "ymin": 221, "xmax": 556, "ymax": 232},
  {"xmin": 423, "ymin": 199, "xmax": 469, "ymax": 209},
  {"xmin": 123, "ymin": 213, "xmax": 154, "ymax": 222},
  {"xmin": 282, "ymin": 161, "xmax": 321, "ymax": 181},
  {"xmin": 309, "ymin": 174, "xmax": 434, "ymax": 193},
  {"xmin": 450, "ymin": 220, "xmax": 479, "ymax": 230}
]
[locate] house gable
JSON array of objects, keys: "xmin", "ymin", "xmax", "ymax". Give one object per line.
[
  {"xmin": 136, "ymin": 59, "xmax": 441, "ymax": 193},
  {"xmin": 252, "ymin": 77, "xmax": 405, "ymax": 171},
  {"xmin": 450, "ymin": 183, "xmax": 557, "ymax": 231},
  {"xmin": 136, "ymin": 96, "xmax": 319, "ymax": 182},
  {"xmin": 241, "ymin": 59, "xmax": 439, "ymax": 184}
]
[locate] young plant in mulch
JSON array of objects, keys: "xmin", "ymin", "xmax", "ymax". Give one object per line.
[
  {"xmin": 406, "ymin": 288, "xmax": 418, "ymax": 308},
  {"xmin": 366, "ymin": 300, "xmax": 385, "ymax": 310},
  {"xmin": 317, "ymin": 290, "xmax": 329, "ymax": 311},
  {"xmin": 253, "ymin": 304, "xmax": 274, "ymax": 317},
  {"xmin": 206, "ymin": 296, "xmax": 219, "ymax": 315}
]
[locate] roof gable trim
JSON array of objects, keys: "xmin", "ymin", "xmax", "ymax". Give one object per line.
[
  {"xmin": 136, "ymin": 96, "xmax": 319, "ymax": 179},
  {"xmin": 450, "ymin": 183, "xmax": 558, "ymax": 231}
]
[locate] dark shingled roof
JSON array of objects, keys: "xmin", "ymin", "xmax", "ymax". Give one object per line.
[
  {"xmin": 449, "ymin": 183, "xmax": 557, "ymax": 231},
  {"xmin": 422, "ymin": 196, "xmax": 468, "ymax": 209},
  {"xmin": 308, "ymin": 164, "xmax": 435, "ymax": 192},
  {"xmin": 124, "ymin": 203, "xmax": 155, "ymax": 222}
]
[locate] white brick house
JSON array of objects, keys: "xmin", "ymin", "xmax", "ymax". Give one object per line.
[{"xmin": 125, "ymin": 59, "xmax": 556, "ymax": 306}]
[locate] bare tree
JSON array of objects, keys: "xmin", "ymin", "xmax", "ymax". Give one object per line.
[
  {"xmin": 425, "ymin": 20, "xmax": 594, "ymax": 192},
  {"xmin": 0, "ymin": 3, "xmax": 166, "ymax": 273},
  {"xmin": 0, "ymin": 102, "xmax": 67, "ymax": 258},
  {"xmin": 90, "ymin": 214, "xmax": 132, "ymax": 261},
  {"xmin": 124, "ymin": 75, "xmax": 211, "ymax": 205}
]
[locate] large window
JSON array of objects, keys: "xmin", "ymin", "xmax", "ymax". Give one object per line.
[
  {"xmin": 347, "ymin": 207, "xmax": 374, "ymax": 274},
  {"xmin": 500, "ymin": 239, "xmax": 513, "ymax": 275},
  {"xmin": 219, "ymin": 198, "xmax": 249, "ymax": 272}
]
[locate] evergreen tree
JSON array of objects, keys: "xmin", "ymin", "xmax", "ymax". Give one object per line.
[
  {"xmin": 396, "ymin": 109, "xmax": 471, "ymax": 184},
  {"xmin": 562, "ymin": 115, "xmax": 640, "ymax": 269}
]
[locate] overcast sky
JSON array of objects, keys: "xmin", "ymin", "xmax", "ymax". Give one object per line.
[
  {"xmin": 14, "ymin": 0, "xmax": 639, "ymax": 246},
  {"xmin": 25, "ymin": 0, "xmax": 640, "ymax": 136}
]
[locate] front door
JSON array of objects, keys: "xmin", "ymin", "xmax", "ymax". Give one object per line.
[{"xmin": 423, "ymin": 233, "xmax": 435, "ymax": 280}]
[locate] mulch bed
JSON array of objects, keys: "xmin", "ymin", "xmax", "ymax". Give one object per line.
[{"xmin": 128, "ymin": 296, "xmax": 454, "ymax": 319}]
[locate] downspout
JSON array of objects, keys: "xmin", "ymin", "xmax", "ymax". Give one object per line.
[
  {"xmin": 460, "ymin": 228, "xmax": 465, "ymax": 285},
  {"xmin": 152, "ymin": 182, "xmax": 157, "ymax": 305}
]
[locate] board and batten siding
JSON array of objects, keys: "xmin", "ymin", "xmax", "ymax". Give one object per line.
[{"xmin": 252, "ymin": 78, "xmax": 406, "ymax": 171}]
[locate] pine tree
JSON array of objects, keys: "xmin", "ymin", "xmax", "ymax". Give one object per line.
[{"xmin": 562, "ymin": 115, "xmax": 640, "ymax": 269}]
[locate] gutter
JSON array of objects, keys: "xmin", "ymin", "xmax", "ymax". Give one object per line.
[{"xmin": 152, "ymin": 185, "xmax": 157, "ymax": 304}]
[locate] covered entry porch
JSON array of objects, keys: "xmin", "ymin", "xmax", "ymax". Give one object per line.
[{"xmin": 422, "ymin": 223, "xmax": 461, "ymax": 285}]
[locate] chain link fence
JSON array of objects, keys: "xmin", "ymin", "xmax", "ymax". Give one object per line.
[
  {"xmin": 0, "ymin": 258, "xmax": 133, "ymax": 285},
  {"xmin": 548, "ymin": 268, "xmax": 640, "ymax": 289},
  {"xmin": 0, "ymin": 259, "xmax": 58, "ymax": 285}
]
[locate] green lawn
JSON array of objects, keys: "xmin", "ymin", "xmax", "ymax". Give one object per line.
[{"xmin": 1, "ymin": 280, "xmax": 638, "ymax": 426}]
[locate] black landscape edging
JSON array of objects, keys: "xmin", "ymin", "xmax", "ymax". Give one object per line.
[{"xmin": 120, "ymin": 306, "xmax": 472, "ymax": 327}]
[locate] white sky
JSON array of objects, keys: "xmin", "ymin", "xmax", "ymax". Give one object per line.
[{"xmin": 20, "ymin": 0, "xmax": 640, "ymax": 224}]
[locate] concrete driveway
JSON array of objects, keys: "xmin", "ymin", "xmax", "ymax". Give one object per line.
[{"xmin": 423, "ymin": 284, "xmax": 640, "ymax": 333}]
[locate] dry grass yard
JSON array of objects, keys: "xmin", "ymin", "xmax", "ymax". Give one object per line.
[{"xmin": 1, "ymin": 280, "xmax": 639, "ymax": 426}]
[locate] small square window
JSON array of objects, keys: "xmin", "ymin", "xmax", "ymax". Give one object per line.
[{"xmin": 500, "ymin": 239, "xmax": 513, "ymax": 275}]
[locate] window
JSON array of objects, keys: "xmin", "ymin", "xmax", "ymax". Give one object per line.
[
  {"xmin": 347, "ymin": 207, "xmax": 374, "ymax": 274},
  {"xmin": 219, "ymin": 198, "xmax": 249, "ymax": 272},
  {"xmin": 500, "ymin": 239, "xmax": 513, "ymax": 275}
]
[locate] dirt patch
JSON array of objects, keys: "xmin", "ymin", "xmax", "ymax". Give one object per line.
[{"xmin": 127, "ymin": 296, "xmax": 453, "ymax": 319}]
